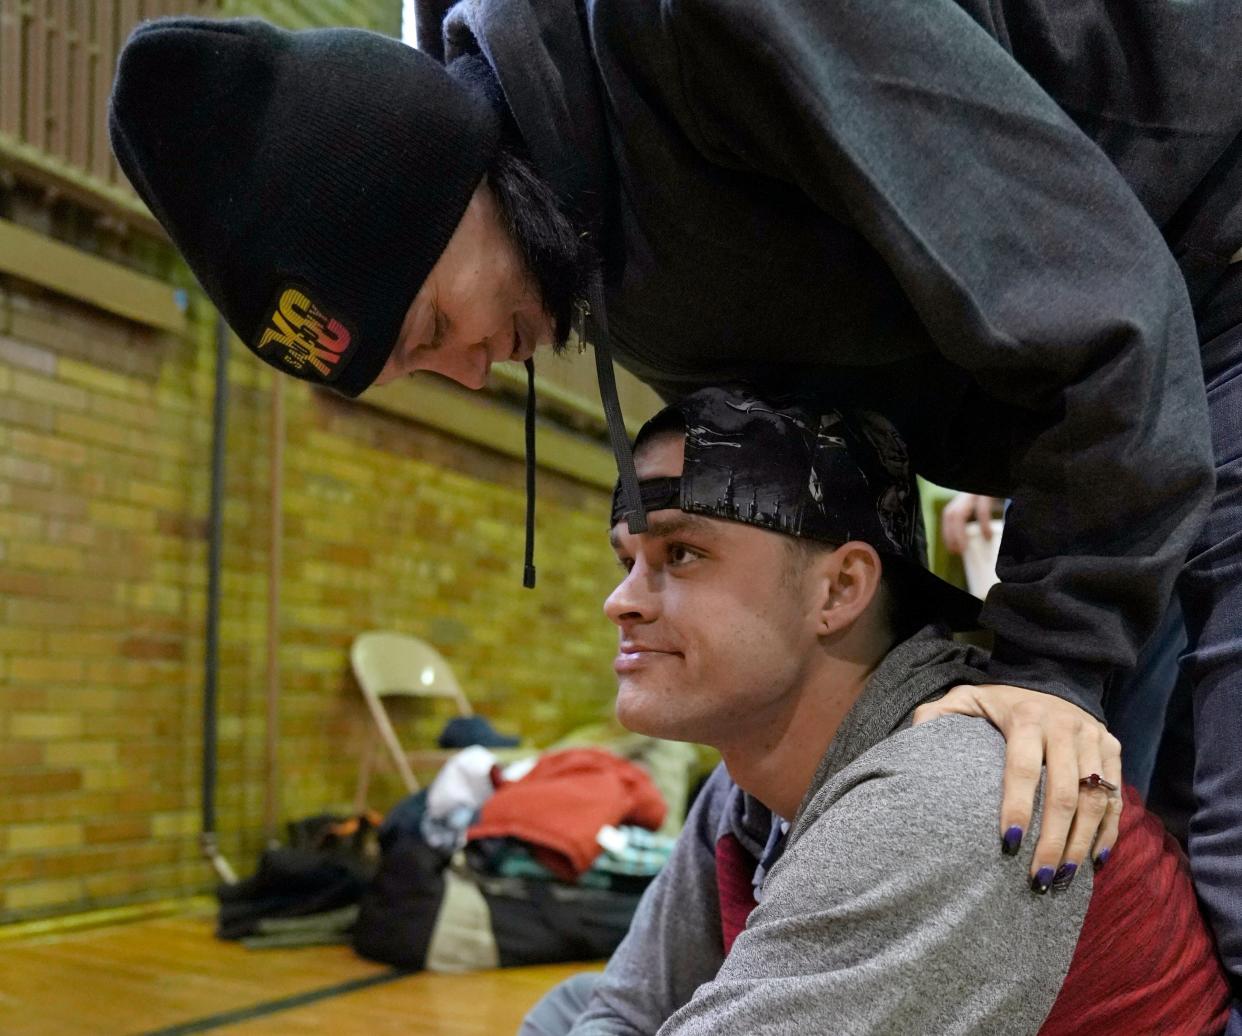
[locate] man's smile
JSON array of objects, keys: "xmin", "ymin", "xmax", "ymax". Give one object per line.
[{"xmin": 614, "ymin": 642, "xmax": 683, "ymax": 674}]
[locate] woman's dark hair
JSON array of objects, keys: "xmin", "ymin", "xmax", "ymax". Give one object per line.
[
  {"xmin": 450, "ymin": 53, "xmax": 596, "ymax": 349},
  {"xmin": 488, "ymin": 143, "xmax": 596, "ymax": 349}
]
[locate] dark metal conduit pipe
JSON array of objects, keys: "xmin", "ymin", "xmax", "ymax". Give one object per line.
[{"xmin": 200, "ymin": 314, "xmax": 237, "ymax": 885}]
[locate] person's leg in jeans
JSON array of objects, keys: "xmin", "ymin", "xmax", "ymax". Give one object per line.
[
  {"xmin": 1144, "ymin": 666, "xmax": 1195, "ymax": 846},
  {"xmin": 518, "ymin": 973, "xmax": 602, "ymax": 1036},
  {"xmin": 1179, "ymin": 319, "xmax": 1242, "ymax": 1035},
  {"xmin": 1106, "ymin": 597, "xmax": 1188, "ymax": 795}
]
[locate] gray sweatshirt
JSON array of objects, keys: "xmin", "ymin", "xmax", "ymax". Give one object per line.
[{"xmin": 569, "ymin": 631, "xmax": 1090, "ymax": 1035}]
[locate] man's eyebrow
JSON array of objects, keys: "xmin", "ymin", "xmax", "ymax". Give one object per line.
[{"xmin": 609, "ymin": 513, "xmax": 717, "ymax": 549}]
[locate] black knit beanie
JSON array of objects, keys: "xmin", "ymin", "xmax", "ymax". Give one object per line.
[{"xmin": 109, "ymin": 18, "xmax": 500, "ymax": 397}]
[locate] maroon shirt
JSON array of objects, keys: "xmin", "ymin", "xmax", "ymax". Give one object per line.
[{"xmin": 717, "ymin": 786, "xmax": 1228, "ymax": 1033}]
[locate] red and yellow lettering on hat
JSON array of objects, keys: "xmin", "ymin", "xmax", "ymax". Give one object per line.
[{"xmin": 255, "ymin": 284, "xmax": 359, "ymax": 383}]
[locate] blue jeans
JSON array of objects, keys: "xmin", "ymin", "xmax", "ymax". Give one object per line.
[
  {"xmin": 1177, "ymin": 319, "xmax": 1242, "ymax": 1033},
  {"xmin": 519, "ymin": 973, "xmax": 601, "ymax": 1036},
  {"xmin": 1106, "ymin": 597, "xmax": 1188, "ymax": 795}
]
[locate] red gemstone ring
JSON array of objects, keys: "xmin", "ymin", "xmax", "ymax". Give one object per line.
[{"xmin": 1079, "ymin": 773, "xmax": 1118, "ymax": 793}]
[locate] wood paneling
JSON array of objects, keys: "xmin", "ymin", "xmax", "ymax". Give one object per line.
[
  {"xmin": 0, "ymin": 217, "xmax": 188, "ymax": 332},
  {"xmin": 365, "ymin": 373, "xmax": 631, "ymax": 490},
  {"xmin": 0, "ymin": 0, "xmax": 24, "ymax": 138}
]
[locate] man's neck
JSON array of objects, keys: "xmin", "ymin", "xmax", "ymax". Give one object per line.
[{"xmin": 717, "ymin": 644, "xmax": 884, "ymax": 820}]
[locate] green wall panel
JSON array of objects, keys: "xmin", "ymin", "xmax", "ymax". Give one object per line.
[{"xmin": 221, "ymin": 0, "xmax": 401, "ymax": 35}]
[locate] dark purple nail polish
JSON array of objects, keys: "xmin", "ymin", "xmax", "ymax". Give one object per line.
[
  {"xmin": 1094, "ymin": 848, "xmax": 1110, "ymax": 869},
  {"xmin": 1052, "ymin": 863, "xmax": 1078, "ymax": 891},
  {"xmin": 1002, "ymin": 826, "xmax": 1023, "ymax": 856},
  {"xmin": 1031, "ymin": 867, "xmax": 1054, "ymax": 894}
]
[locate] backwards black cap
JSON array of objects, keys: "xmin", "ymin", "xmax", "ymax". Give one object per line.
[
  {"xmin": 612, "ymin": 385, "xmax": 982, "ymax": 631},
  {"xmin": 109, "ymin": 17, "xmax": 500, "ymax": 397}
]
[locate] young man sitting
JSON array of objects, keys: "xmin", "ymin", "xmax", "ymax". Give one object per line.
[{"xmin": 522, "ymin": 386, "xmax": 1227, "ymax": 1035}]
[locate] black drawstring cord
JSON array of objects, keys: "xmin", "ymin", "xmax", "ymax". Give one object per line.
[
  {"xmin": 523, "ymin": 357, "xmax": 537, "ymax": 588},
  {"xmin": 586, "ymin": 278, "xmax": 647, "ymax": 533},
  {"xmin": 518, "ymin": 275, "xmax": 641, "ymax": 590}
]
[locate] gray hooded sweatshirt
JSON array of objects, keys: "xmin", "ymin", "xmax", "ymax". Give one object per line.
[{"xmin": 568, "ymin": 630, "xmax": 1090, "ymax": 1035}]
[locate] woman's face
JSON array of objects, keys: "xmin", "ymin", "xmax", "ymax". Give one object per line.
[{"xmin": 374, "ymin": 180, "xmax": 554, "ymax": 390}]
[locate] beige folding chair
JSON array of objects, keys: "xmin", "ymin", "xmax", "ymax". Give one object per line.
[{"xmin": 351, "ymin": 631, "xmax": 473, "ymax": 809}]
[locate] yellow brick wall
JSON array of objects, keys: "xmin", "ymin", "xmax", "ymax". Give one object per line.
[{"xmin": 0, "ymin": 280, "xmax": 628, "ymax": 923}]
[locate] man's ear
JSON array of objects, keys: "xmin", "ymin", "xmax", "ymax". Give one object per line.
[{"xmin": 814, "ymin": 542, "xmax": 882, "ymax": 636}]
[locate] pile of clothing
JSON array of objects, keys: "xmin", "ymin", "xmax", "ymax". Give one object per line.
[
  {"xmin": 216, "ymin": 813, "xmax": 380, "ymax": 948},
  {"xmin": 352, "ymin": 744, "xmax": 683, "ymax": 972}
]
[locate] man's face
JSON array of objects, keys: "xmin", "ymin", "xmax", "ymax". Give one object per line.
[
  {"xmin": 604, "ymin": 433, "xmax": 826, "ymax": 748},
  {"xmin": 373, "ymin": 181, "xmax": 554, "ymax": 390}
]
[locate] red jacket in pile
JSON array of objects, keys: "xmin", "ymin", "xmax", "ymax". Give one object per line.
[{"xmin": 467, "ymin": 747, "xmax": 666, "ymax": 881}]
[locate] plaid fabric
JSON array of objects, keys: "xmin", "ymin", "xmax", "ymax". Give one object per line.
[
  {"xmin": 593, "ymin": 825, "xmax": 677, "ymax": 876},
  {"xmin": 493, "ymin": 825, "xmax": 677, "ymax": 886}
]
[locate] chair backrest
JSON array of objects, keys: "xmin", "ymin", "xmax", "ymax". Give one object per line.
[{"xmin": 350, "ymin": 631, "xmax": 472, "ymax": 715}]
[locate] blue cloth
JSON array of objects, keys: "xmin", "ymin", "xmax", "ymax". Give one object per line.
[
  {"xmin": 1146, "ymin": 673, "xmax": 1195, "ymax": 845},
  {"xmin": 519, "ymin": 973, "xmax": 600, "ymax": 1036},
  {"xmin": 378, "ymin": 789, "xmax": 428, "ymax": 851},
  {"xmin": 1178, "ymin": 318, "xmax": 1242, "ymax": 1034},
  {"xmin": 1105, "ymin": 597, "xmax": 1187, "ymax": 795},
  {"xmin": 420, "ymin": 805, "xmax": 477, "ymax": 854},
  {"xmin": 750, "ymin": 816, "xmax": 788, "ymax": 904},
  {"xmin": 437, "ymin": 715, "xmax": 520, "ymax": 749}
]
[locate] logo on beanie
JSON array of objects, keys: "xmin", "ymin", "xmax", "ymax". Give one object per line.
[{"xmin": 256, "ymin": 285, "xmax": 358, "ymax": 383}]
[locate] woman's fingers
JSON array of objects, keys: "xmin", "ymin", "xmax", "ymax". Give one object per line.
[
  {"xmin": 1046, "ymin": 726, "xmax": 1125, "ymax": 890},
  {"xmin": 1050, "ymin": 734, "xmax": 1109, "ymax": 891},
  {"xmin": 1027, "ymin": 720, "xmax": 1082, "ymax": 893},
  {"xmin": 997, "ymin": 714, "xmax": 1044, "ymax": 856},
  {"xmin": 915, "ymin": 683, "xmax": 1119, "ymax": 892},
  {"xmin": 1092, "ymin": 730, "xmax": 1124, "ymax": 868}
]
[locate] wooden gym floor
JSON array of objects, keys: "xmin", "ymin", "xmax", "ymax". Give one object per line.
[{"xmin": 0, "ymin": 906, "xmax": 599, "ymax": 1035}]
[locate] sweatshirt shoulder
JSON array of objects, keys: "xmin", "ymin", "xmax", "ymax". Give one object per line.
[
  {"xmin": 845, "ymin": 713, "xmax": 1006, "ymax": 791},
  {"xmin": 795, "ymin": 715, "xmax": 1009, "ymax": 856},
  {"xmin": 869, "ymin": 712, "xmax": 1008, "ymax": 790}
]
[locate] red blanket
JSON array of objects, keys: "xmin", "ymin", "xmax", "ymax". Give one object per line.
[{"xmin": 467, "ymin": 747, "xmax": 667, "ymax": 880}]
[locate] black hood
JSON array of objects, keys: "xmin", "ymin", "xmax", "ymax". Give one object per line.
[
  {"xmin": 440, "ymin": 0, "xmax": 649, "ymax": 544},
  {"xmin": 442, "ymin": 0, "xmax": 615, "ymax": 246}
]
